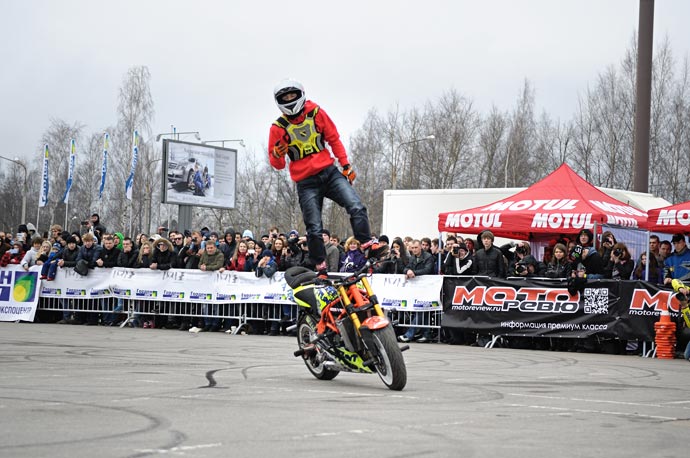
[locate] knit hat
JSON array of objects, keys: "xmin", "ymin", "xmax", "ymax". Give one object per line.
[
  {"xmin": 242, "ymin": 229, "xmax": 254, "ymax": 239},
  {"xmin": 288, "ymin": 229, "xmax": 299, "ymax": 238},
  {"xmin": 456, "ymin": 242, "xmax": 467, "ymax": 252},
  {"xmin": 66, "ymin": 236, "xmax": 78, "ymax": 245},
  {"xmin": 379, "ymin": 235, "xmax": 389, "ymax": 244}
]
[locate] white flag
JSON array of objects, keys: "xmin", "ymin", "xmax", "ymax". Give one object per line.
[
  {"xmin": 125, "ymin": 130, "xmax": 139, "ymax": 200},
  {"xmin": 39, "ymin": 144, "xmax": 49, "ymax": 208}
]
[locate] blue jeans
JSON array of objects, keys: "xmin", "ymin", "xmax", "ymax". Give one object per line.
[
  {"xmin": 41, "ymin": 261, "xmax": 59, "ymax": 279},
  {"xmin": 296, "ymin": 165, "xmax": 370, "ymax": 264}
]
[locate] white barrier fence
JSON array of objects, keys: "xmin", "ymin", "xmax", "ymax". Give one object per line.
[{"xmin": 2, "ymin": 266, "xmax": 443, "ymax": 333}]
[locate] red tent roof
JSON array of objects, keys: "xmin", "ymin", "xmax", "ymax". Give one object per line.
[
  {"xmin": 647, "ymin": 200, "xmax": 690, "ymax": 233},
  {"xmin": 437, "ymin": 163, "xmax": 648, "ymax": 239}
]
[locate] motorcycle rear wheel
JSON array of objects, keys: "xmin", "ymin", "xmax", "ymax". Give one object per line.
[
  {"xmin": 371, "ymin": 326, "xmax": 407, "ymax": 391},
  {"xmin": 297, "ymin": 315, "xmax": 339, "ymax": 381}
]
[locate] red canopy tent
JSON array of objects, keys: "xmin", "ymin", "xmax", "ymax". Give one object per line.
[
  {"xmin": 437, "ymin": 163, "xmax": 648, "ymax": 239},
  {"xmin": 647, "ymin": 201, "xmax": 690, "ymax": 233}
]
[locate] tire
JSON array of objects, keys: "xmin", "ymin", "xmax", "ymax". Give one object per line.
[
  {"xmin": 187, "ymin": 170, "xmax": 194, "ymax": 189},
  {"xmin": 296, "ymin": 315, "xmax": 339, "ymax": 381},
  {"xmin": 371, "ymin": 326, "xmax": 407, "ymax": 391}
]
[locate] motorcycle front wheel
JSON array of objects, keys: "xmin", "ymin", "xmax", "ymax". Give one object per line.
[
  {"xmin": 371, "ymin": 326, "xmax": 407, "ymax": 391},
  {"xmin": 296, "ymin": 315, "xmax": 339, "ymax": 381}
]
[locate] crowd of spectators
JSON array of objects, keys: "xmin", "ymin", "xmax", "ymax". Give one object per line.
[{"xmin": 1, "ymin": 215, "xmax": 688, "ymax": 359}]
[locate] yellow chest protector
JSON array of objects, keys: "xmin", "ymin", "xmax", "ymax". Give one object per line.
[{"xmin": 273, "ymin": 107, "xmax": 326, "ymax": 161}]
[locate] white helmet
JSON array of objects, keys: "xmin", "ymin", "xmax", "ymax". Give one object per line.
[{"xmin": 274, "ymin": 79, "xmax": 306, "ymax": 116}]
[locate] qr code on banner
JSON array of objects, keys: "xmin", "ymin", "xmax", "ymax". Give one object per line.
[{"xmin": 583, "ymin": 288, "xmax": 609, "ymax": 314}]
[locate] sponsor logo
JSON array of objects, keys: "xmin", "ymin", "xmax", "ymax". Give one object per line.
[
  {"xmin": 216, "ymin": 293, "xmax": 236, "ymax": 301},
  {"xmin": 41, "ymin": 287, "xmax": 62, "ymax": 295},
  {"xmin": 451, "ymin": 286, "xmax": 579, "ymax": 313},
  {"xmin": 190, "ymin": 291, "xmax": 212, "ymax": 300},
  {"xmin": 413, "ymin": 300, "xmax": 439, "ymax": 309},
  {"xmin": 136, "ymin": 289, "xmax": 158, "ymax": 298},
  {"xmin": 89, "ymin": 288, "xmax": 111, "ymax": 296},
  {"xmin": 263, "ymin": 293, "xmax": 286, "ymax": 301},
  {"xmin": 66, "ymin": 288, "xmax": 87, "ymax": 297},
  {"xmin": 655, "ymin": 209, "xmax": 690, "ymax": 227},
  {"xmin": 13, "ymin": 272, "xmax": 38, "ymax": 302},
  {"xmin": 241, "ymin": 293, "xmax": 261, "ymax": 301},
  {"xmin": 629, "ymin": 288, "xmax": 679, "ymax": 313},
  {"xmin": 112, "ymin": 288, "xmax": 131, "ymax": 296},
  {"xmin": 381, "ymin": 298, "xmax": 407, "ymax": 308},
  {"xmin": 163, "ymin": 290, "xmax": 185, "ymax": 299}
]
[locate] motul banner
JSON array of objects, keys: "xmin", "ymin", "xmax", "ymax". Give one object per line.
[{"xmin": 442, "ymin": 276, "xmax": 681, "ymax": 340}]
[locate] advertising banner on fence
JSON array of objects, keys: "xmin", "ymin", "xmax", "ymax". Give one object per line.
[
  {"xmin": 442, "ymin": 276, "xmax": 681, "ymax": 340},
  {"xmin": 32, "ymin": 268, "xmax": 440, "ymax": 308},
  {"xmin": 370, "ymin": 274, "xmax": 443, "ymax": 310},
  {"xmin": 0, "ymin": 265, "xmax": 40, "ymax": 322}
]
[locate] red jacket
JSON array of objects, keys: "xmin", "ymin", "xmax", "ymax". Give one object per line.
[
  {"xmin": 268, "ymin": 100, "xmax": 349, "ymax": 182},
  {"xmin": 1, "ymin": 250, "xmax": 25, "ymax": 267}
]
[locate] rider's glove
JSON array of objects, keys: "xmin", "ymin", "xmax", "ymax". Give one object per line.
[
  {"xmin": 342, "ymin": 164, "xmax": 356, "ymax": 184},
  {"xmin": 272, "ymin": 141, "xmax": 288, "ymax": 160}
]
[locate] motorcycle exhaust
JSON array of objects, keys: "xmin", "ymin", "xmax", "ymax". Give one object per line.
[{"xmin": 285, "ymin": 324, "xmax": 297, "ymax": 333}]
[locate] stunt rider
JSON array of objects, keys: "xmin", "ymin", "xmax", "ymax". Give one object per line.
[{"xmin": 268, "ymin": 79, "xmax": 376, "ymax": 274}]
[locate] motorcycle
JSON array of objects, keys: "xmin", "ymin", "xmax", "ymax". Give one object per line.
[{"xmin": 285, "ymin": 259, "xmax": 408, "ymax": 391}]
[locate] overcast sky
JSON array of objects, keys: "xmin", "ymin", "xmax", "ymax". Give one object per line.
[{"xmin": 2, "ymin": 0, "xmax": 689, "ymax": 170}]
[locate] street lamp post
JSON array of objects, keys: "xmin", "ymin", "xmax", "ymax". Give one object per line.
[
  {"xmin": 392, "ymin": 135, "xmax": 435, "ymax": 189},
  {"xmin": 202, "ymin": 139, "xmax": 246, "ymax": 148},
  {"xmin": 156, "ymin": 131, "xmax": 201, "ymax": 142},
  {"xmin": 145, "ymin": 157, "xmax": 163, "ymax": 233},
  {"xmin": 0, "ymin": 155, "xmax": 28, "ymax": 224}
]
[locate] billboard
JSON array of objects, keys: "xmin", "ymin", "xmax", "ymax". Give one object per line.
[{"xmin": 162, "ymin": 139, "xmax": 237, "ymax": 209}]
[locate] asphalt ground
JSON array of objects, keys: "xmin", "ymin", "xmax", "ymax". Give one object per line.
[{"xmin": 1, "ymin": 322, "xmax": 688, "ymax": 458}]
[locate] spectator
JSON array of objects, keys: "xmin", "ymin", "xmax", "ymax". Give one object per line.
[
  {"xmin": 39, "ymin": 244, "xmax": 62, "ymax": 280},
  {"xmin": 151, "ymin": 237, "xmax": 175, "ymax": 271},
  {"xmin": 571, "ymin": 229, "xmax": 604, "ymax": 279},
  {"xmin": 664, "ymin": 234, "xmax": 690, "ymax": 286},
  {"xmin": 472, "ymin": 231, "xmax": 506, "ymax": 278},
  {"xmin": 514, "ymin": 255, "xmax": 546, "ymax": 277},
  {"xmin": 443, "ymin": 242, "xmax": 473, "ymax": 276},
  {"xmin": 192, "ymin": 241, "xmax": 226, "ymax": 333},
  {"xmin": 179, "ymin": 230, "xmax": 202, "ymax": 269},
  {"xmin": 633, "ymin": 252, "xmax": 663, "ymax": 284},
  {"xmin": 55, "ymin": 237, "xmax": 81, "ymax": 325},
  {"xmin": 420, "ymin": 237, "xmax": 432, "ymax": 254},
  {"xmin": 322, "ymin": 229, "xmax": 340, "ymax": 273},
  {"xmin": 271, "ymin": 237, "xmax": 289, "ymax": 271},
  {"xmin": 169, "ymin": 231, "xmax": 185, "ymax": 267},
  {"xmin": 375, "ymin": 237, "xmax": 408, "ymax": 274},
  {"xmin": 113, "ymin": 232, "xmax": 125, "ymax": 251},
  {"xmin": 649, "ymin": 234, "xmax": 664, "ymax": 265},
  {"xmin": 49, "ymin": 224, "xmax": 62, "ymax": 244},
  {"xmin": 340, "ymin": 236, "xmax": 367, "ymax": 273},
  {"xmin": 503, "ymin": 241, "xmax": 531, "ymax": 276},
  {"xmin": 96, "ymin": 234, "xmax": 121, "ymax": 268},
  {"xmin": 227, "ymin": 240, "xmax": 254, "ymax": 272},
  {"xmin": 598, "ymin": 230, "xmax": 617, "ymax": 267},
  {"xmin": 36, "ymin": 240, "xmax": 52, "ymax": 265},
  {"xmin": 398, "ymin": 239, "xmax": 436, "ymax": 343},
  {"xmin": 117, "ymin": 237, "xmax": 139, "ymax": 268},
  {"xmin": 605, "ymin": 242, "xmax": 633, "ymax": 280},
  {"xmin": 219, "ymin": 228, "xmax": 237, "ymax": 265},
  {"xmin": 89, "ymin": 213, "xmax": 107, "ymax": 243},
  {"xmin": 544, "ymin": 243, "xmax": 572, "ymax": 279},
  {"xmin": 135, "ymin": 233, "xmax": 149, "ymax": 250},
  {"xmin": 76, "ymin": 233, "xmax": 102, "ymax": 269},
  {"xmin": 1, "ymin": 240, "xmax": 25, "ymax": 267},
  {"xmin": 0, "ymin": 231, "xmax": 9, "ymax": 258},
  {"xmin": 659, "ymin": 240, "xmax": 672, "ymax": 262},
  {"xmin": 20, "ymin": 236, "xmax": 44, "ymax": 271},
  {"xmin": 134, "ymin": 241, "xmax": 153, "ymax": 268}
]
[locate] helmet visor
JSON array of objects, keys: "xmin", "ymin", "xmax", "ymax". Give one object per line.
[{"xmin": 277, "ymin": 90, "xmax": 301, "ymax": 104}]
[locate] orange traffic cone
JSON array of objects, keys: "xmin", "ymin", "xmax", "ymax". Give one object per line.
[{"xmin": 654, "ymin": 310, "xmax": 676, "ymax": 359}]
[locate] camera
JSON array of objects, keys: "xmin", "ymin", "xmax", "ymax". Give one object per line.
[
  {"xmin": 515, "ymin": 263, "xmax": 528, "ymax": 274},
  {"xmin": 452, "ymin": 246, "xmax": 459, "ymax": 255},
  {"xmin": 570, "ymin": 245, "xmax": 583, "ymax": 259},
  {"xmin": 613, "ymin": 248, "xmax": 623, "ymax": 257},
  {"xmin": 515, "ymin": 245, "xmax": 527, "ymax": 255}
]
